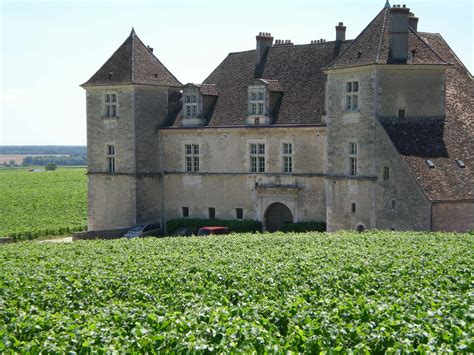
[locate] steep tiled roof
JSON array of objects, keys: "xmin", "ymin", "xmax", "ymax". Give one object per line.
[
  {"xmin": 325, "ymin": 8, "xmax": 449, "ymax": 70},
  {"xmin": 380, "ymin": 33, "xmax": 473, "ymax": 201},
  {"xmin": 82, "ymin": 29, "xmax": 181, "ymax": 88},
  {"xmin": 201, "ymin": 41, "xmax": 349, "ymax": 126}
]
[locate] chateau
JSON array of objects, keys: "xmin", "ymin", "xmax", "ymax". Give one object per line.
[{"xmin": 81, "ymin": 3, "xmax": 473, "ymax": 234}]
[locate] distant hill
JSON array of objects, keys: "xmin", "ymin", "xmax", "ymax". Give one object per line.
[{"xmin": 0, "ymin": 146, "xmax": 86, "ymax": 155}]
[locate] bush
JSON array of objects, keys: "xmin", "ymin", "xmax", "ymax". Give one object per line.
[
  {"xmin": 166, "ymin": 218, "xmax": 262, "ymax": 235},
  {"xmin": 279, "ymin": 221, "xmax": 326, "ymax": 233},
  {"xmin": 45, "ymin": 163, "xmax": 57, "ymax": 171}
]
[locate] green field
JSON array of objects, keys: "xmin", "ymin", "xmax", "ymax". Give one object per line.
[
  {"xmin": 0, "ymin": 232, "xmax": 471, "ymax": 352},
  {"xmin": 0, "ymin": 167, "xmax": 87, "ymax": 240}
]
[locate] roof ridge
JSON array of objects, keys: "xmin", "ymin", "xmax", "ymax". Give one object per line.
[
  {"xmin": 325, "ymin": 8, "xmax": 387, "ymax": 69},
  {"xmin": 130, "ymin": 30, "xmax": 135, "ymax": 83},
  {"xmin": 132, "ymin": 32, "xmax": 182, "ymax": 86},
  {"xmin": 375, "ymin": 9, "xmax": 389, "ymax": 63}
]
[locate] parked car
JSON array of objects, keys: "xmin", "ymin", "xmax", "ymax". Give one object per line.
[
  {"xmin": 172, "ymin": 227, "xmax": 195, "ymax": 237},
  {"xmin": 197, "ymin": 226, "xmax": 230, "ymax": 236},
  {"xmin": 124, "ymin": 223, "xmax": 161, "ymax": 238}
]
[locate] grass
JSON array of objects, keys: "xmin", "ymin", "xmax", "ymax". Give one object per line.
[
  {"xmin": 0, "ymin": 167, "xmax": 87, "ymax": 241},
  {"xmin": 0, "ymin": 231, "xmax": 472, "ymax": 352}
]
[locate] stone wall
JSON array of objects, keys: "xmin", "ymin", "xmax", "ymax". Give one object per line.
[
  {"xmin": 325, "ymin": 67, "xmax": 378, "ymax": 231},
  {"xmin": 377, "ymin": 67, "xmax": 446, "ymax": 118},
  {"xmin": 432, "ymin": 202, "xmax": 474, "ymax": 232},
  {"xmin": 374, "ymin": 121, "xmax": 431, "ymax": 231},
  {"xmin": 159, "ymin": 126, "xmax": 327, "ymax": 230}
]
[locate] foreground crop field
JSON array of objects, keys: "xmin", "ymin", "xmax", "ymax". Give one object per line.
[
  {"xmin": 0, "ymin": 232, "xmax": 472, "ymax": 352},
  {"xmin": 0, "ymin": 167, "xmax": 87, "ymax": 240}
]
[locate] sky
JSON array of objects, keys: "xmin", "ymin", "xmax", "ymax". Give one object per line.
[{"xmin": 1, "ymin": 0, "xmax": 472, "ymax": 146}]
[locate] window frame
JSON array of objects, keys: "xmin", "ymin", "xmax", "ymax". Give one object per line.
[
  {"xmin": 250, "ymin": 143, "xmax": 266, "ymax": 173},
  {"xmin": 348, "ymin": 141, "xmax": 358, "ymax": 176},
  {"xmin": 183, "ymin": 93, "xmax": 200, "ymax": 119},
  {"xmin": 104, "ymin": 92, "xmax": 118, "ymax": 117},
  {"xmin": 282, "ymin": 142, "xmax": 293, "ymax": 173},
  {"xmin": 236, "ymin": 208, "xmax": 244, "ymax": 220},
  {"xmin": 345, "ymin": 81, "xmax": 359, "ymax": 111},
  {"xmin": 182, "ymin": 207, "xmax": 190, "ymax": 218},
  {"xmin": 106, "ymin": 144, "xmax": 115, "ymax": 173},
  {"xmin": 184, "ymin": 143, "xmax": 200, "ymax": 172},
  {"xmin": 248, "ymin": 87, "xmax": 266, "ymax": 116},
  {"xmin": 208, "ymin": 207, "xmax": 216, "ymax": 219},
  {"xmin": 383, "ymin": 166, "xmax": 390, "ymax": 180}
]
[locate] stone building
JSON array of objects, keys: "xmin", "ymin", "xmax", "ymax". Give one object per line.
[{"xmin": 81, "ymin": 3, "xmax": 473, "ymax": 234}]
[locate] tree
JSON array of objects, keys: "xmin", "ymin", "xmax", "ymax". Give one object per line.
[{"xmin": 45, "ymin": 163, "xmax": 57, "ymax": 171}]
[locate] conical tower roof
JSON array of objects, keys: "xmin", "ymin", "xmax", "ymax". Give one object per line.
[
  {"xmin": 82, "ymin": 29, "xmax": 181, "ymax": 87},
  {"xmin": 325, "ymin": 7, "xmax": 449, "ymax": 70}
]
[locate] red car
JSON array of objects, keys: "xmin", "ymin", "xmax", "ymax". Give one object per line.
[{"xmin": 197, "ymin": 226, "xmax": 230, "ymax": 236}]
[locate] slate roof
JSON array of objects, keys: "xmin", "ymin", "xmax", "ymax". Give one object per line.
[
  {"xmin": 82, "ymin": 29, "xmax": 181, "ymax": 88},
  {"xmin": 325, "ymin": 8, "xmax": 449, "ymax": 70},
  {"xmin": 199, "ymin": 41, "xmax": 349, "ymax": 126},
  {"xmin": 380, "ymin": 33, "xmax": 473, "ymax": 201}
]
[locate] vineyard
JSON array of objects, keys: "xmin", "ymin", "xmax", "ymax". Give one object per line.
[
  {"xmin": 0, "ymin": 168, "xmax": 87, "ymax": 241},
  {"xmin": 0, "ymin": 232, "xmax": 471, "ymax": 352}
]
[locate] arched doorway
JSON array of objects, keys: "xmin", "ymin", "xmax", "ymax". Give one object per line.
[{"xmin": 264, "ymin": 203, "xmax": 293, "ymax": 232}]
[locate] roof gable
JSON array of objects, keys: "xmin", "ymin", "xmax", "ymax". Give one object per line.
[{"xmin": 82, "ymin": 29, "xmax": 181, "ymax": 88}]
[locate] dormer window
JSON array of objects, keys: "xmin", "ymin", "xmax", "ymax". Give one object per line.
[{"xmin": 250, "ymin": 90, "xmax": 265, "ymax": 116}]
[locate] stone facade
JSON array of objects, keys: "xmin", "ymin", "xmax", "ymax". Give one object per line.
[{"xmin": 82, "ymin": 4, "xmax": 473, "ymax": 234}]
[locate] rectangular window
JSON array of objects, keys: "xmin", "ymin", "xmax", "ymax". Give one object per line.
[
  {"xmin": 345, "ymin": 81, "xmax": 359, "ymax": 111},
  {"xmin": 107, "ymin": 144, "xmax": 115, "ymax": 173},
  {"xmin": 351, "ymin": 202, "xmax": 356, "ymax": 214},
  {"xmin": 236, "ymin": 208, "xmax": 244, "ymax": 220},
  {"xmin": 249, "ymin": 89, "xmax": 265, "ymax": 116},
  {"xmin": 391, "ymin": 200, "xmax": 396, "ymax": 209},
  {"xmin": 398, "ymin": 109, "xmax": 406, "ymax": 118},
  {"xmin": 383, "ymin": 166, "xmax": 390, "ymax": 180},
  {"xmin": 349, "ymin": 142, "xmax": 358, "ymax": 176},
  {"xmin": 250, "ymin": 143, "xmax": 265, "ymax": 173},
  {"xmin": 283, "ymin": 143, "xmax": 293, "ymax": 173},
  {"xmin": 208, "ymin": 207, "xmax": 215, "ymax": 219},
  {"xmin": 184, "ymin": 94, "xmax": 198, "ymax": 118},
  {"xmin": 182, "ymin": 207, "xmax": 189, "ymax": 218},
  {"xmin": 105, "ymin": 93, "xmax": 118, "ymax": 117},
  {"xmin": 185, "ymin": 144, "xmax": 200, "ymax": 172}
]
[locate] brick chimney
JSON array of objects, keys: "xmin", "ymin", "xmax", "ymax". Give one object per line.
[
  {"xmin": 336, "ymin": 22, "xmax": 346, "ymax": 41},
  {"xmin": 389, "ymin": 4, "xmax": 410, "ymax": 63},
  {"xmin": 256, "ymin": 32, "xmax": 273, "ymax": 66},
  {"xmin": 408, "ymin": 12, "xmax": 419, "ymax": 32}
]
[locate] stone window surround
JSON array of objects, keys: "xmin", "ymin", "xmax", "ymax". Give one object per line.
[
  {"xmin": 282, "ymin": 141, "xmax": 293, "ymax": 173},
  {"xmin": 106, "ymin": 143, "xmax": 116, "ymax": 173},
  {"xmin": 343, "ymin": 79, "xmax": 360, "ymax": 112},
  {"xmin": 248, "ymin": 139, "xmax": 267, "ymax": 173},
  {"xmin": 182, "ymin": 87, "xmax": 203, "ymax": 119},
  {"xmin": 348, "ymin": 140, "xmax": 358, "ymax": 176},
  {"xmin": 183, "ymin": 141, "xmax": 201, "ymax": 173},
  {"xmin": 236, "ymin": 208, "xmax": 244, "ymax": 220},
  {"xmin": 103, "ymin": 91, "xmax": 119, "ymax": 118}
]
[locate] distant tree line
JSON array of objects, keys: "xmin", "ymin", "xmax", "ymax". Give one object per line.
[
  {"xmin": 22, "ymin": 155, "xmax": 87, "ymax": 166},
  {"xmin": 0, "ymin": 146, "xmax": 86, "ymax": 155}
]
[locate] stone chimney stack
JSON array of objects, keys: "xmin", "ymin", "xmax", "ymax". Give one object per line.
[
  {"xmin": 389, "ymin": 4, "xmax": 410, "ymax": 63},
  {"xmin": 408, "ymin": 12, "xmax": 419, "ymax": 32},
  {"xmin": 336, "ymin": 22, "xmax": 346, "ymax": 41},
  {"xmin": 256, "ymin": 32, "xmax": 273, "ymax": 66}
]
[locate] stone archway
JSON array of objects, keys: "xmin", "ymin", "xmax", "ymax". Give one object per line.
[{"xmin": 264, "ymin": 202, "xmax": 293, "ymax": 232}]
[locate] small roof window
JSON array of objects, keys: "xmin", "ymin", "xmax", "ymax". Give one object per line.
[
  {"xmin": 455, "ymin": 159, "xmax": 466, "ymax": 168},
  {"xmin": 425, "ymin": 160, "xmax": 435, "ymax": 169}
]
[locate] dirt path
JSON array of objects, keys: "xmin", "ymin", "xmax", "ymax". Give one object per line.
[{"xmin": 38, "ymin": 237, "xmax": 73, "ymax": 243}]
